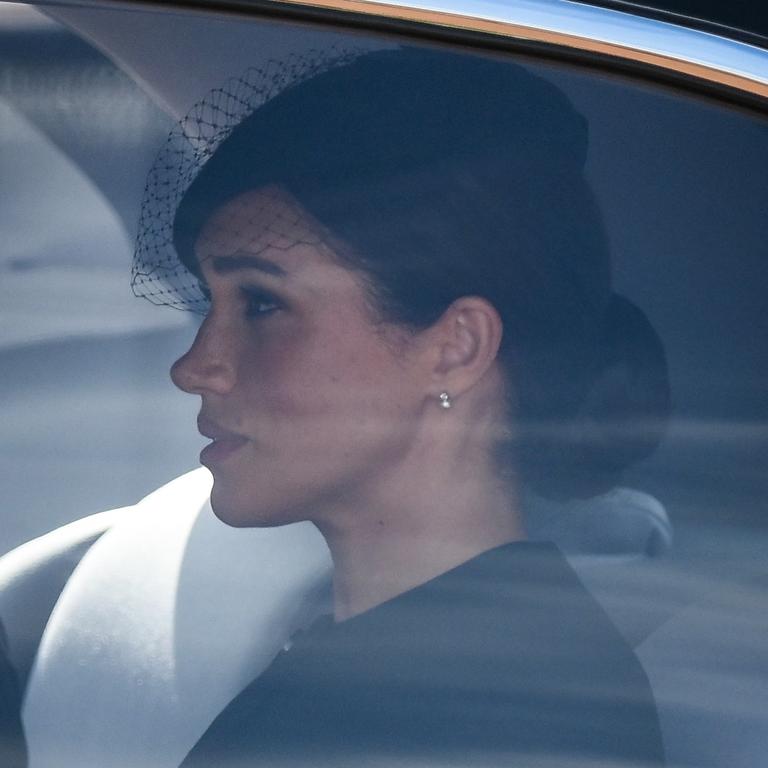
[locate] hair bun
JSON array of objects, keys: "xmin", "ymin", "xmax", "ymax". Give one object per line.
[{"xmin": 563, "ymin": 294, "xmax": 671, "ymax": 496}]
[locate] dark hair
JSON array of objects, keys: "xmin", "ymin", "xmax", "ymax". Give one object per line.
[{"xmin": 174, "ymin": 47, "xmax": 670, "ymax": 499}]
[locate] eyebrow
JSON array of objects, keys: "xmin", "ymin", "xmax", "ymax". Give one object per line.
[{"xmin": 210, "ymin": 252, "xmax": 287, "ymax": 277}]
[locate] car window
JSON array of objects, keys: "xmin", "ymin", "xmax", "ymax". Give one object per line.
[{"xmin": 1, "ymin": 2, "xmax": 767, "ymax": 768}]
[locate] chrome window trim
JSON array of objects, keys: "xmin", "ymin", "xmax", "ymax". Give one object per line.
[{"xmin": 265, "ymin": 0, "xmax": 768, "ymax": 99}]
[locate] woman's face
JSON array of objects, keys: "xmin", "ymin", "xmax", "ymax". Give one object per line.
[{"xmin": 171, "ymin": 187, "xmax": 428, "ymax": 527}]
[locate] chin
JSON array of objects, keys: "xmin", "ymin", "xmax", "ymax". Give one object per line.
[{"xmin": 209, "ymin": 481, "xmax": 304, "ymax": 529}]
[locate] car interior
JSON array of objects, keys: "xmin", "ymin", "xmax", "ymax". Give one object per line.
[{"xmin": 0, "ymin": 2, "xmax": 766, "ymax": 766}]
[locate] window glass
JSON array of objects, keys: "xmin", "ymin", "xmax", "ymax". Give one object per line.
[{"xmin": 1, "ymin": 3, "xmax": 766, "ymax": 767}]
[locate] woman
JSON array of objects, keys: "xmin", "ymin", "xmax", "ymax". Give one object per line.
[{"xmin": 136, "ymin": 46, "xmax": 669, "ymax": 766}]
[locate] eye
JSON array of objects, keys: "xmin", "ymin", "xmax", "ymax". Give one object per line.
[{"xmin": 241, "ymin": 286, "xmax": 281, "ymax": 318}]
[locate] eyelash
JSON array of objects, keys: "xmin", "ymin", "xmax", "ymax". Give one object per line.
[
  {"xmin": 196, "ymin": 281, "xmax": 280, "ymax": 319},
  {"xmin": 241, "ymin": 286, "xmax": 281, "ymax": 318}
]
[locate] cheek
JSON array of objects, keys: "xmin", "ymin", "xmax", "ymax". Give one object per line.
[
  {"xmin": 237, "ymin": 325, "xmax": 336, "ymax": 420},
  {"xmin": 242, "ymin": 321, "xmax": 414, "ymax": 446},
  {"xmin": 208, "ymin": 306, "xmax": 421, "ymax": 526}
]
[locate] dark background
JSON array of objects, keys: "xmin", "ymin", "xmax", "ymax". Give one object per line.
[{"xmin": 577, "ymin": 0, "xmax": 768, "ymax": 42}]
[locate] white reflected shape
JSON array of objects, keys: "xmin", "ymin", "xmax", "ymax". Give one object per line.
[
  {"xmin": 47, "ymin": 5, "xmax": 395, "ymax": 119},
  {"xmin": 0, "ymin": 1, "xmax": 57, "ymax": 31},
  {"xmin": 0, "ymin": 98, "xmax": 187, "ymax": 349},
  {"xmin": 23, "ymin": 469, "xmax": 332, "ymax": 768}
]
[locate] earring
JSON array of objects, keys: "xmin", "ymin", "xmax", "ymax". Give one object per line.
[{"xmin": 439, "ymin": 392, "xmax": 452, "ymax": 410}]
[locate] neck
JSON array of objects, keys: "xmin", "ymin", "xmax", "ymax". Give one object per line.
[{"xmin": 316, "ymin": 447, "xmax": 525, "ymax": 623}]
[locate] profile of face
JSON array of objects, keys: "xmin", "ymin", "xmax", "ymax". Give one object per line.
[{"xmin": 171, "ymin": 187, "xmax": 434, "ymax": 528}]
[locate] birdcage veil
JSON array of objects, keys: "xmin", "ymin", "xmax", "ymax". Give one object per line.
[{"xmin": 131, "ymin": 47, "xmax": 363, "ymax": 313}]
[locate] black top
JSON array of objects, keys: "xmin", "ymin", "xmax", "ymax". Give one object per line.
[
  {"xmin": 182, "ymin": 542, "xmax": 664, "ymax": 767},
  {"xmin": 0, "ymin": 618, "xmax": 27, "ymax": 768}
]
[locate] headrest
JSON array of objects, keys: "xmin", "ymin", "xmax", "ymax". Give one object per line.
[{"xmin": 526, "ymin": 486, "xmax": 672, "ymax": 558}]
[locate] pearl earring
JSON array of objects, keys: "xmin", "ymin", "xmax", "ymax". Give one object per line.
[{"xmin": 439, "ymin": 392, "xmax": 452, "ymax": 410}]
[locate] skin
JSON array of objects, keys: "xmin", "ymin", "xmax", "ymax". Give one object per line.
[{"xmin": 171, "ymin": 186, "xmax": 525, "ymax": 621}]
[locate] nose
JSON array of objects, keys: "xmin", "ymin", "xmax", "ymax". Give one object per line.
[{"xmin": 170, "ymin": 314, "xmax": 237, "ymax": 396}]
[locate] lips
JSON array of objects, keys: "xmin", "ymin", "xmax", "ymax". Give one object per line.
[{"xmin": 197, "ymin": 415, "xmax": 249, "ymax": 467}]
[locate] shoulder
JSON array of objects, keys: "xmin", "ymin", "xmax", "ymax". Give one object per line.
[
  {"xmin": 329, "ymin": 542, "xmax": 665, "ymax": 764},
  {"xmin": 479, "ymin": 543, "xmax": 665, "ymax": 764},
  {"xmin": 392, "ymin": 542, "xmax": 665, "ymax": 765}
]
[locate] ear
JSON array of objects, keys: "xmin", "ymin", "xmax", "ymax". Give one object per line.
[{"xmin": 430, "ymin": 296, "xmax": 503, "ymax": 398}]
